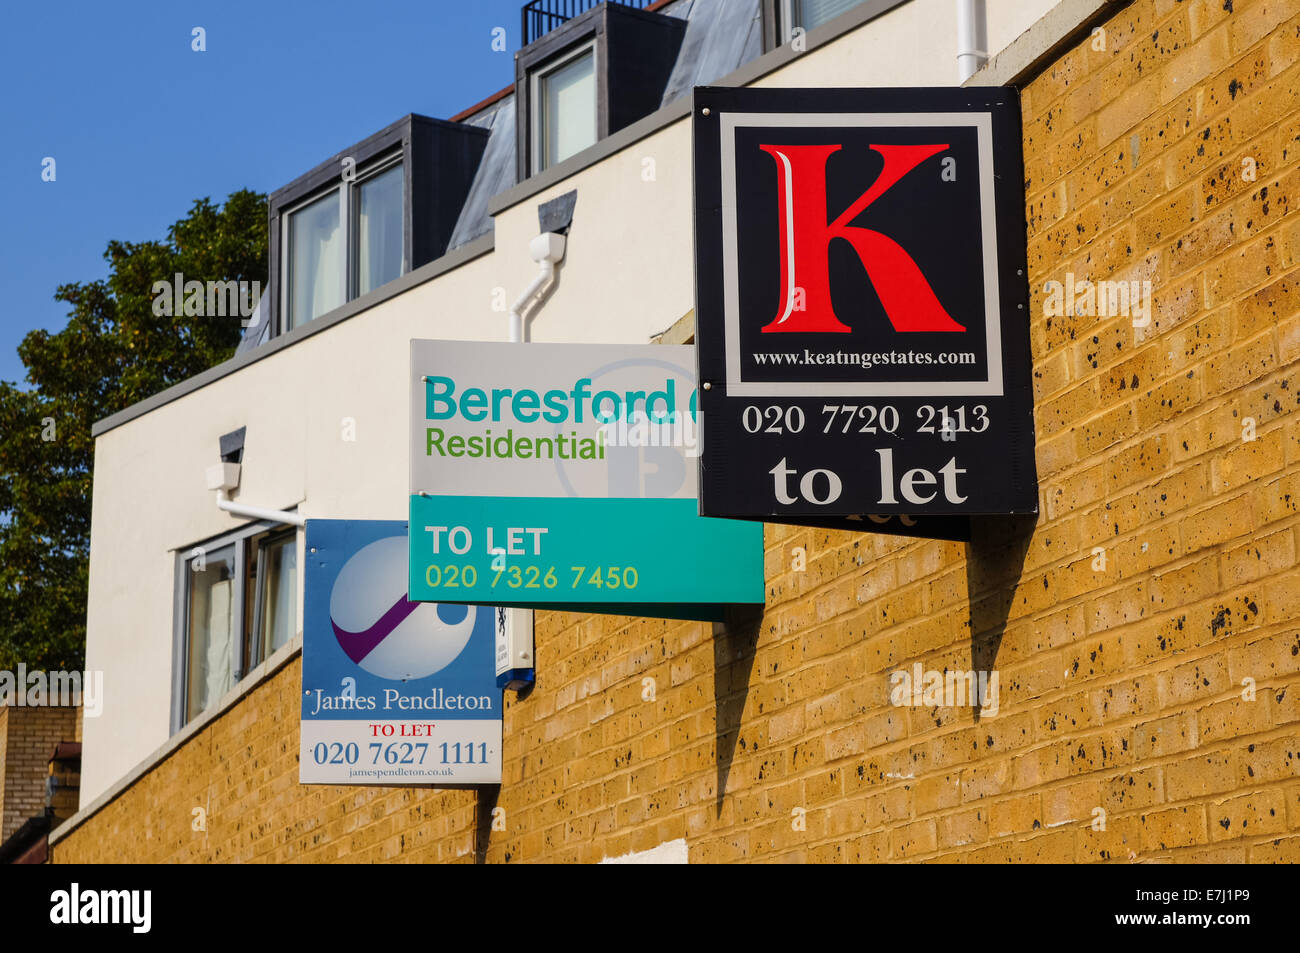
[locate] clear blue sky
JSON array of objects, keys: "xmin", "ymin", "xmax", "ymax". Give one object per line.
[{"xmin": 0, "ymin": 0, "xmax": 524, "ymax": 386}]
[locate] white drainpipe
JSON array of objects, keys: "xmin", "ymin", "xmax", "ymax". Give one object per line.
[
  {"xmin": 216, "ymin": 488, "xmax": 305, "ymax": 527},
  {"xmin": 957, "ymin": 0, "xmax": 986, "ymax": 83},
  {"xmin": 509, "ymin": 232, "xmax": 567, "ymax": 342},
  {"xmin": 207, "ymin": 462, "xmax": 305, "ymax": 526},
  {"xmin": 501, "ymin": 229, "xmax": 566, "ymax": 691}
]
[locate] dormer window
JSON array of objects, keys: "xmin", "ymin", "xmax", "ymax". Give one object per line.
[
  {"xmin": 268, "ymin": 114, "xmax": 489, "ymax": 336},
  {"xmin": 770, "ymin": 0, "xmax": 874, "ymax": 44},
  {"xmin": 282, "ymin": 154, "xmax": 404, "ymax": 332},
  {"xmin": 533, "ymin": 41, "xmax": 598, "ymax": 172},
  {"xmin": 516, "ymin": 3, "xmax": 684, "ymax": 181},
  {"xmin": 353, "ymin": 158, "xmax": 405, "ymax": 297}
]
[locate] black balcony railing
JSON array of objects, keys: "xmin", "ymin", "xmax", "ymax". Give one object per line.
[{"xmin": 521, "ymin": 0, "xmax": 658, "ymax": 46}]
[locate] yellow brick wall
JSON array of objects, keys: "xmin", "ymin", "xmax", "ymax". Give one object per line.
[{"xmin": 53, "ymin": 0, "xmax": 1300, "ymax": 863}]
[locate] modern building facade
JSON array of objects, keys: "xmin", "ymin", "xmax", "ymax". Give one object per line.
[{"xmin": 46, "ymin": 0, "xmax": 1300, "ymax": 862}]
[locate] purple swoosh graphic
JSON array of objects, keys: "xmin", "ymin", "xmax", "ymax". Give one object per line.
[{"xmin": 332, "ymin": 594, "xmax": 421, "ymax": 664}]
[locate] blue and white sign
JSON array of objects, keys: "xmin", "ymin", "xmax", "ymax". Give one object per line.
[{"xmin": 300, "ymin": 519, "xmax": 501, "ymax": 785}]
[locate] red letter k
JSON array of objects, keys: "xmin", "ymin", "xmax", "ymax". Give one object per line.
[{"xmin": 759, "ymin": 142, "xmax": 965, "ymax": 334}]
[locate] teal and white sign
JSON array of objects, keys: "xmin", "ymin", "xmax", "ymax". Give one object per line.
[{"xmin": 409, "ymin": 340, "xmax": 764, "ymax": 615}]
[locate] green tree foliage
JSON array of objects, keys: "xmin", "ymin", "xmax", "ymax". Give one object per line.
[{"xmin": 0, "ymin": 190, "xmax": 267, "ymax": 671}]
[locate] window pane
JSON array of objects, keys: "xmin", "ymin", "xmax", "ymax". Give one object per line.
[
  {"xmin": 288, "ymin": 190, "xmax": 341, "ymax": 329},
  {"xmin": 186, "ymin": 545, "xmax": 236, "ymax": 722},
  {"xmin": 798, "ymin": 0, "xmax": 867, "ymax": 31},
  {"xmin": 356, "ymin": 163, "xmax": 404, "ymax": 297},
  {"xmin": 243, "ymin": 540, "xmax": 258, "ymax": 675},
  {"xmin": 541, "ymin": 50, "xmax": 596, "ymax": 169},
  {"xmin": 259, "ymin": 535, "xmax": 297, "ymax": 660}
]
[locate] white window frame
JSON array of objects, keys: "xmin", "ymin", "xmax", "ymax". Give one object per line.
[
  {"xmin": 279, "ymin": 151, "xmax": 405, "ymax": 333},
  {"xmin": 349, "ymin": 154, "xmax": 406, "ymax": 301},
  {"xmin": 281, "ymin": 186, "xmax": 345, "ymax": 334},
  {"xmin": 249, "ymin": 527, "xmax": 299, "ymax": 668},
  {"xmin": 780, "ymin": 0, "xmax": 797, "ymax": 40},
  {"xmin": 170, "ymin": 519, "xmax": 301, "ymax": 731},
  {"xmin": 529, "ymin": 39, "xmax": 599, "ymax": 175}
]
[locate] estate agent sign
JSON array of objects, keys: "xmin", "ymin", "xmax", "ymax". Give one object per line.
[
  {"xmin": 692, "ymin": 86, "xmax": 1038, "ymax": 523},
  {"xmin": 301, "ymin": 519, "xmax": 501, "ymax": 785},
  {"xmin": 409, "ymin": 340, "xmax": 764, "ymax": 616}
]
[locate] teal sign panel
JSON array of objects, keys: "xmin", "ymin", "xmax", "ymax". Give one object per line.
[{"xmin": 408, "ymin": 495, "xmax": 764, "ymax": 607}]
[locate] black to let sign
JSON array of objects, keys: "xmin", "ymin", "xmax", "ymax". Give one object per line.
[{"xmin": 693, "ymin": 86, "xmax": 1038, "ymax": 526}]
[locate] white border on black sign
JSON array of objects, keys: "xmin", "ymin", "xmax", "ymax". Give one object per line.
[{"xmin": 719, "ymin": 111, "xmax": 1004, "ymax": 398}]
